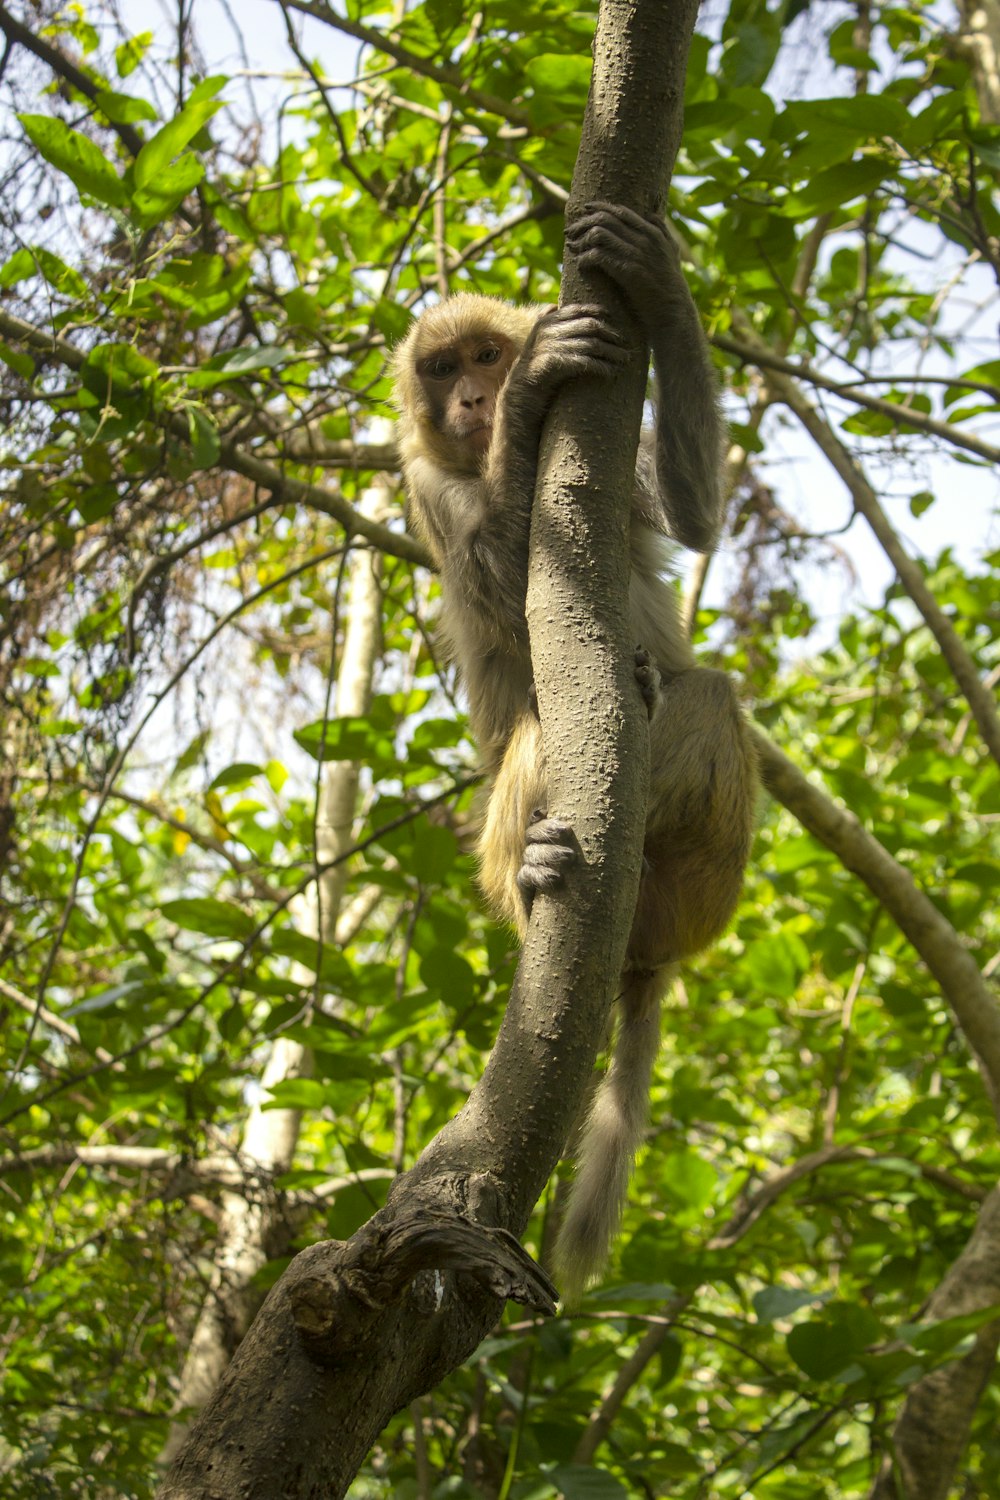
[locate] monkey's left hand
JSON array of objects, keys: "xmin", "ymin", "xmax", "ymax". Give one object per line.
[{"xmin": 565, "ymin": 202, "xmax": 684, "ymax": 330}]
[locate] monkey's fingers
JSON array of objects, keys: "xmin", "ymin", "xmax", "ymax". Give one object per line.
[
  {"xmin": 543, "ymin": 306, "xmax": 630, "ymax": 349},
  {"xmin": 542, "ymin": 302, "xmax": 617, "ymax": 324},
  {"xmin": 533, "ymin": 313, "xmax": 632, "ymax": 380},
  {"xmin": 567, "ymin": 204, "xmax": 677, "ymax": 303},
  {"xmin": 516, "ymin": 816, "xmax": 578, "ymax": 896},
  {"xmin": 582, "ymin": 199, "xmax": 669, "ymax": 225},
  {"xmin": 571, "ymin": 201, "xmax": 671, "ymax": 247}
]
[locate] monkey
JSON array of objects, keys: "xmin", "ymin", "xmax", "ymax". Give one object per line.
[{"xmin": 391, "ymin": 203, "xmax": 758, "ymax": 1302}]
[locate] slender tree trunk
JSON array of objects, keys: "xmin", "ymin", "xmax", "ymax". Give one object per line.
[
  {"xmin": 869, "ymin": 1187, "xmax": 1000, "ymax": 1500},
  {"xmin": 955, "ymin": 0, "xmax": 1000, "ymax": 122},
  {"xmin": 159, "ymin": 469, "xmax": 388, "ymax": 1464}
]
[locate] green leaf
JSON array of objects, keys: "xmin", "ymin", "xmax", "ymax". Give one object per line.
[
  {"xmin": 0, "ymin": 341, "xmax": 33, "ymax": 380},
  {"xmin": 82, "ymin": 342, "xmax": 158, "ymax": 389},
  {"xmin": 186, "ymin": 407, "xmax": 221, "ymax": 468},
  {"xmin": 130, "ymin": 152, "xmax": 205, "ymax": 223},
  {"xmin": 419, "ymin": 947, "xmax": 476, "ymax": 1007},
  {"xmin": 524, "ymin": 54, "xmax": 591, "ymax": 103},
  {"xmin": 172, "ymin": 731, "xmax": 210, "ymax": 775},
  {"xmin": 32, "ymin": 248, "xmax": 87, "ymax": 300},
  {"xmin": 185, "ymin": 344, "xmax": 295, "ymax": 389},
  {"xmin": 263, "ymin": 1078, "xmax": 328, "ymax": 1111},
  {"xmin": 753, "ymin": 1286, "xmax": 822, "ymax": 1324},
  {"xmin": 294, "ymin": 713, "xmax": 396, "ymax": 767},
  {"xmin": 784, "ymin": 94, "xmax": 909, "ymax": 143},
  {"xmin": 411, "ymin": 824, "xmax": 457, "ymax": 882},
  {"xmin": 659, "ymin": 1149, "xmax": 717, "ymax": 1210},
  {"xmin": 115, "ymin": 32, "xmax": 152, "ymax": 77},
  {"xmin": 209, "ymin": 763, "xmax": 264, "ymax": 790},
  {"xmin": 94, "ymin": 89, "xmax": 158, "ymax": 126},
  {"xmin": 19, "ymin": 114, "xmax": 126, "ymax": 207},
  {"xmin": 551, "ymin": 1467, "xmax": 629, "ymax": 1499},
  {"xmin": 0, "ymin": 247, "xmax": 34, "ymax": 288},
  {"xmin": 161, "ymin": 898, "xmax": 255, "ymax": 940},
  {"xmin": 787, "ymin": 1305, "xmax": 882, "ymax": 1381},
  {"xmin": 789, "ymin": 157, "xmax": 888, "ymax": 215},
  {"xmin": 133, "ymin": 83, "xmax": 225, "ymax": 191},
  {"xmin": 906, "ymin": 1304, "xmax": 1000, "ymax": 1357},
  {"xmin": 745, "ymin": 932, "xmax": 805, "ymax": 997}
]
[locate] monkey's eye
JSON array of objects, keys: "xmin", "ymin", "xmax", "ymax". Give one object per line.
[
  {"xmin": 476, "ymin": 345, "xmax": 502, "ymax": 365},
  {"xmin": 426, "ymin": 357, "xmax": 456, "ymax": 379}
]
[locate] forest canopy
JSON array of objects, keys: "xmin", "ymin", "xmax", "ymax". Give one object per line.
[{"xmin": 0, "ymin": 0, "xmax": 998, "ymax": 1496}]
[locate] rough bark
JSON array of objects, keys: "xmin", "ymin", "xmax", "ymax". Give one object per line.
[{"xmin": 157, "ymin": 3, "xmax": 700, "ymax": 1495}]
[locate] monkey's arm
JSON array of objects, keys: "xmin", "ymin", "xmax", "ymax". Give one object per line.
[
  {"xmin": 433, "ymin": 307, "xmax": 632, "ymax": 644},
  {"xmin": 478, "ymin": 305, "xmax": 631, "ymax": 586},
  {"xmin": 566, "ymin": 204, "xmax": 723, "ymax": 553}
]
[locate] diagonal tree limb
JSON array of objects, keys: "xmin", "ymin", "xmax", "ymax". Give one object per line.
[
  {"xmin": 755, "ymin": 731, "xmax": 1000, "ymax": 1115},
  {"xmin": 715, "ymin": 330, "xmax": 1000, "ymax": 466},
  {"xmin": 730, "ymin": 319, "xmax": 1000, "ymax": 769}
]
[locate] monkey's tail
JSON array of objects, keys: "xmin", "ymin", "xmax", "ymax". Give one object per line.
[{"xmin": 554, "ymin": 966, "xmax": 672, "ymax": 1306}]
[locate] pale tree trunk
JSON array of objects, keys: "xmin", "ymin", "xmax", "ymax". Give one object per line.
[
  {"xmin": 955, "ymin": 0, "xmax": 1000, "ymax": 122},
  {"xmin": 159, "ymin": 457, "xmax": 389, "ymax": 1464},
  {"xmin": 157, "ymin": 3, "xmax": 700, "ymax": 1495}
]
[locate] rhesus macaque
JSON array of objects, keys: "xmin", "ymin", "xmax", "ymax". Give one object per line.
[{"xmin": 392, "ymin": 203, "xmax": 757, "ymax": 1301}]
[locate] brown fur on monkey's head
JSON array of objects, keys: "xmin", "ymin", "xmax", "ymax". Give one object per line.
[{"xmin": 390, "ymin": 293, "xmax": 541, "ymax": 425}]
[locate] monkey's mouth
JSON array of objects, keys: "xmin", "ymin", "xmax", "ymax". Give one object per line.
[{"xmin": 459, "ymin": 421, "xmax": 492, "ymax": 451}]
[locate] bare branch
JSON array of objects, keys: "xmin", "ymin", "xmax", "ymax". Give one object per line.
[{"xmin": 716, "ymin": 330, "xmax": 1000, "ymax": 466}]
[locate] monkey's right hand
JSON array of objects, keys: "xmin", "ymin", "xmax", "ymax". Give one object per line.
[
  {"xmin": 519, "ymin": 305, "xmax": 630, "ymax": 395},
  {"xmin": 515, "ymin": 813, "xmax": 578, "ymax": 914}
]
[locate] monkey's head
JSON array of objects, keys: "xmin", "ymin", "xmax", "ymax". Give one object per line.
[{"xmin": 392, "ymin": 294, "xmax": 540, "ymax": 473}]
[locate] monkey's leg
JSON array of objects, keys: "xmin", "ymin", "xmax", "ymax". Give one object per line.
[
  {"xmin": 515, "ymin": 648, "xmax": 658, "ymax": 916},
  {"xmin": 476, "ymin": 713, "xmax": 550, "ymax": 936},
  {"xmin": 632, "ymin": 666, "xmax": 757, "ymax": 970}
]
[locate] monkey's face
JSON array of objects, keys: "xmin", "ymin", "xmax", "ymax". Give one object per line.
[{"xmin": 417, "ymin": 334, "xmax": 517, "ymax": 460}]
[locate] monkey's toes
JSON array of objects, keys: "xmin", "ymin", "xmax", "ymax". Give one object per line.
[
  {"xmin": 633, "ymin": 645, "xmax": 661, "ymax": 717},
  {"xmin": 516, "ymin": 817, "xmax": 577, "ymax": 896}
]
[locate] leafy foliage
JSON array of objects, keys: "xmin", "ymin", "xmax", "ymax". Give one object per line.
[{"xmin": 0, "ymin": 0, "xmax": 998, "ymax": 1496}]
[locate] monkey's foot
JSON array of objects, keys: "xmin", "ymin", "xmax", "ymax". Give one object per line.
[
  {"xmin": 634, "ymin": 646, "xmax": 661, "ymax": 719},
  {"xmin": 516, "ymin": 814, "xmax": 577, "ymax": 911}
]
